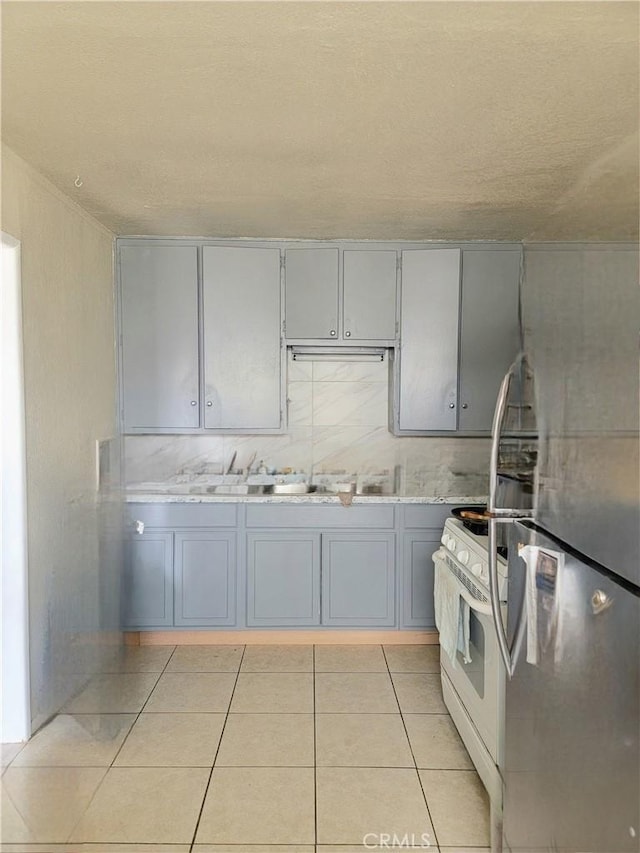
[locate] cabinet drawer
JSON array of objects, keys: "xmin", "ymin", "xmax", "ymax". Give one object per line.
[
  {"xmin": 402, "ymin": 505, "xmax": 450, "ymax": 531},
  {"xmin": 126, "ymin": 503, "xmax": 237, "ymax": 529},
  {"xmin": 245, "ymin": 503, "xmax": 395, "ymax": 529}
]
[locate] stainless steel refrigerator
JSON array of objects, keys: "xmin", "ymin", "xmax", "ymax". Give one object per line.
[{"xmin": 487, "ymin": 245, "xmax": 640, "ymax": 853}]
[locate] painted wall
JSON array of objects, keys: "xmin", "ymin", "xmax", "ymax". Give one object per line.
[
  {"xmin": 1, "ymin": 144, "xmax": 123, "ymax": 731},
  {"xmin": 125, "ymin": 352, "xmax": 491, "ymax": 497}
]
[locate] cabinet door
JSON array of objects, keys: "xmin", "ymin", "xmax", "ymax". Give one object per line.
[
  {"xmin": 246, "ymin": 533, "xmax": 321, "ymax": 626},
  {"xmin": 459, "ymin": 250, "xmax": 521, "ymax": 431},
  {"xmin": 203, "ymin": 247, "xmax": 282, "ymax": 430},
  {"xmin": 120, "ymin": 245, "xmax": 199, "ymax": 430},
  {"xmin": 123, "ymin": 533, "xmax": 173, "ymax": 628},
  {"xmin": 321, "ymin": 534, "xmax": 395, "ymax": 627},
  {"xmin": 398, "ymin": 249, "xmax": 461, "ymax": 431},
  {"xmin": 174, "ymin": 533, "xmax": 236, "ymax": 626},
  {"xmin": 401, "ymin": 533, "xmax": 440, "ymax": 628},
  {"xmin": 343, "ymin": 250, "xmax": 397, "ymax": 340},
  {"xmin": 285, "ymin": 248, "xmax": 339, "ymax": 339}
]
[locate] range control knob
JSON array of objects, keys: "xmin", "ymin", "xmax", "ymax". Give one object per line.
[
  {"xmin": 470, "ymin": 562, "xmax": 483, "ymax": 577},
  {"xmin": 446, "ymin": 537, "xmax": 456, "ymax": 552},
  {"xmin": 457, "ymin": 549, "xmax": 470, "ymax": 565}
]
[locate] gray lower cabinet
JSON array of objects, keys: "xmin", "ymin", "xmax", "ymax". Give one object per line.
[
  {"xmin": 246, "ymin": 533, "xmax": 321, "ymax": 626},
  {"xmin": 401, "ymin": 532, "xmax": 441, "ymax": 628},
  {"xmin": 123, "ymin": 533, "xmax": 173, "ymax": 628},
  {"xmin": 245, "ymin": 531, "xmax": 396, "ymax": 627},
  {"xmin": 321, "ymin": 533, "xmax": 396, "ymax": 626},
  {"xmin": 174, "ymin": 533, "xmax": 236, "ymax": 626},
  {"xmin": 123, "ymin": 503, "xmax": 446, "ymax": 632}
]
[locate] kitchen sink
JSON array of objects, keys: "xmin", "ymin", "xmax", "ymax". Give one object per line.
[{"xmin": 271, "ymin": 483, "xmax": 313, "ymax": 495}]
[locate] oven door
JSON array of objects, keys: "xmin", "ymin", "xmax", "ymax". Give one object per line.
[{"xmin": 434, "ymin": 549, "xmax": 504, "ymax": 763}]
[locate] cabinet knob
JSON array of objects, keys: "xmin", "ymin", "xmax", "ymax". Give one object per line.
[
  {"xmin": 190, "ymin": 400, "xmax": 197, "ymax": 406},
  {"xmin": 330, "ymin": 329, "xmax": 337, "ymax": 337},
  {"xmin": 133, "ymin": 520, "xmax": 145, "ymax": 535},
  {"xmin": 462, "ymin": 403, "xmax": 468, "ymax": 409},
  {"xmin": 345, "ymin": 330, "xmax": 351, "ymax": 337},
  {"xmin": 591, "ymin": 589, "xmax": 612, "ymax": 614},
  {"xmin": 449, "ymin": 402, "xmax": 456, "ymax": 409},
  {"xmin": 206, "ymin": 401, "xmax": 213, "ymax": 407}
]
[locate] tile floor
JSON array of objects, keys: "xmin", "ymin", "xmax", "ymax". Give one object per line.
[{"xmin": 1, "ymin": 644, "xmax": 490, "ymax": 853}]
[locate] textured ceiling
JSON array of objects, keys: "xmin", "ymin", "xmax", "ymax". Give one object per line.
[{"xmin": 2, "ymin": 1, "xmax": 638, "ymax": 240}]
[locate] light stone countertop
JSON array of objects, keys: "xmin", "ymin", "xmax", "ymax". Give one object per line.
[{"xmin": 125, "ymin": 491, "xmax": 487, "ymax": 505}]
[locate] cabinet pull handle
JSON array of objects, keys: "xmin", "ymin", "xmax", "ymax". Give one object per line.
[
  {"xmin": 462, "ymin": 403, "xmax": 468, "ymax": 409},
  {"xmin": 330, "ymin": 329, "xmax": 337, "ymax": 336},
  {"xmin": 449, "ymin": 402, "xmax": 455, "ymax": 409},
  {"xmin": 206, "ymin": 401, "xmax": 213, "ymax": 407},
  {"xmin": 345, "ymin": 330, "xmax": 351, "ymax": 337},
  {"xmin": 190, "ymin": 400, "xmax": 197, "ymax": 406}
]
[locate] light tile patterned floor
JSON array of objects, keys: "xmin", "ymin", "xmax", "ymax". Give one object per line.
[{"xmin": 0, "ymin": 644, "xmax": 490, "ymax": 853}]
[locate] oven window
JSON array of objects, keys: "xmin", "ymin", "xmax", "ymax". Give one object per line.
[{"xmin": 456, "ymin": 609, "xmax": 485, "ymax": 698}]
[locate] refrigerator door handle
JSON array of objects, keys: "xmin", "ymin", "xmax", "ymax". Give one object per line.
[
  {"xmin": 489, "ymin": 354, "xmax": 533, "ymax": 517},
  {"xmin": 488, "ymin": 362, "xmax": 515, "ymax": 515},
  {"xmin": 488, "ymin": 517, "xmax": 528, "ymax": 678}
]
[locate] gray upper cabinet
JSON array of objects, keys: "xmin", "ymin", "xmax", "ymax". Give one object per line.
[
  {"xmin": 342, "ymin": 250, "xmax": 397, "ymax": 341},
  {"xmin": 120, "ymin": 245, "xmax": 199, "ymax": 431},
  {"xmin": 284, "ymin": 247, "xmax": 397, "ymax": 343},
  {"xmin": 284, "ymin": 248, "xmax": 339, "ymax": 339},
  {"xmin": 203, "ymin": 247, "xmax": 282, "ymax": 430},
  {"xmin": 458, "ymin": 250, "xmax": 521, "ymax": 431},
  {"xmin": 396, "ymin": 249, "xmax": 461, "ymax": 432}
]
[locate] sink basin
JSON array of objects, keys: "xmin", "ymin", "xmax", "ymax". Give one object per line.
[
  {"xmin": 212, "ymin": 484, "xmax": 249, "ymax": 495},
  {"xmin": 271, "ymin": 483, "xmax": 312, "ymax": 495}
]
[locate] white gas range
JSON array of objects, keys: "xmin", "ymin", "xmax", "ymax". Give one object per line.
[{"xmin": 433, "ymin": 516, "xmax": 508, "ymax": 808}]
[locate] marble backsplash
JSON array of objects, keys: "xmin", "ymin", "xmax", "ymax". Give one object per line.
[{"xmin": 124, "ymin": 354, "xmax": 491, "ymax": 496}]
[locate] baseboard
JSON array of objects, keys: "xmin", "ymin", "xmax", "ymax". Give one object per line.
[{"xmin": 124, "ymin": 629, "xmax": 439, "ymax": 646}]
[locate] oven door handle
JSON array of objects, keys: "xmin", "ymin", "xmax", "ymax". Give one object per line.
[
  {"xmin": 433, "ymin": 550, "xmax": 494, "ymax": 616},
  {"xmin": 488, "ymin": 518, "xmax": 528, "ymax": 678}
]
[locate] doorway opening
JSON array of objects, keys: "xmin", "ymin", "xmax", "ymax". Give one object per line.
[{"xmin": 1, "ymin": 231, "xmax": 30, "ymax": 743}]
